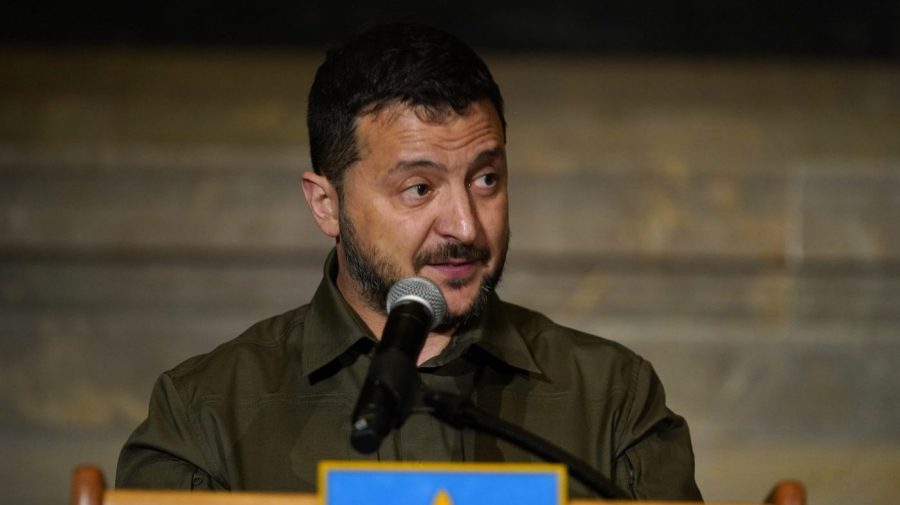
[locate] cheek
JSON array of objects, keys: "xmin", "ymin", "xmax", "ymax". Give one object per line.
[
  {"xmin": 343, "ymin": 190, "xmax": 391, "ymax": 237},
  {"xmin": 481, "ymin": 199, "xmax": 509, "ymax": 241},
  {"xmin": 358, "ymin": 205, "xmax": 432, "ymax": 259},
  {"xmin": 392, "ymin": 214, "xmax": 432, "ymax": 249}
]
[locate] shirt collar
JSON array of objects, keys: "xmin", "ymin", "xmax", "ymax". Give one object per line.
[
  {"xmin": 295, "ymin": 249, "xmax": 375, "ymax": 376},
  {"xmin": 293, "ymin": 248, "xmax": 543, "ymax": 377},
  {"xmin": 457, "ymin": 291, "xmax": 543, "ymax": 375}
]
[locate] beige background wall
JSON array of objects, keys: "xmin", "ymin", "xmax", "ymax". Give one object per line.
[{"xmin": 1, "ymin": 49, "xmax": 898, "ymax": 505}]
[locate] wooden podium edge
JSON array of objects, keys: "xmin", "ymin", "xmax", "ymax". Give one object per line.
[{"xmin": 75, "ymin": 465, "xmax": 797, "ymax": 505}]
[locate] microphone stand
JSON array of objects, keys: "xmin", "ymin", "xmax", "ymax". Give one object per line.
[{"xmin": 422, "ymin": 389, "xmax": 631, "ymax": 500}]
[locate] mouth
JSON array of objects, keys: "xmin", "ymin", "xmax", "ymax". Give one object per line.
[
  {"xmin": 426, "ymin": 260, "xmax": 478, "ymax": 278},
  {"xmin": 416, "ymin": 242, "xmax": 491, "ymax": 283}
]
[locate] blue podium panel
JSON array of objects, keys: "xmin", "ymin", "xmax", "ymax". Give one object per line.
[{"xmin": 319, "ymin": 461, "xmax": 566, "ymax": 505}]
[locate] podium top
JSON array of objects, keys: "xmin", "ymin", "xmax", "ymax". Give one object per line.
[{"xmin": 72, "ymin": 466, "xmax": 806, "ymax": 505}]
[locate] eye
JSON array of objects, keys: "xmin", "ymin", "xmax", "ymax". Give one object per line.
[
  {"xmin": 471, "ymin": 172, "xmax": 499, "ymax": 190},
  {"xmin": 401, "ymin": 183, "xmax": 432, "ymax": 200}
]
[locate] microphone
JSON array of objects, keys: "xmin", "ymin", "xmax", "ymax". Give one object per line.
[{"xmin": 350, "ymin": 277, "xmax": 447, "ymax": 454}]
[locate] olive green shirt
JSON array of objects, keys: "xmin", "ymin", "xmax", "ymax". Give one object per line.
[{"xmin": 117, "ymin": 252, "xmax": 702, "ymax": 500}]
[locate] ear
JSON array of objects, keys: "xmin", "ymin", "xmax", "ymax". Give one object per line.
[{"xmin": 301, "ymin": 171, "xmax": 340, "ymax": 238}]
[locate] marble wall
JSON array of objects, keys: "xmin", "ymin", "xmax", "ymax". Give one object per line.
[{"xmin": 1, "ymin": 49, "xmax": 898, "ymax": 505}]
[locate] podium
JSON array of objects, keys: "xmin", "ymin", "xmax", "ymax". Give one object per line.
[{"xmin": 72, "ymin": 465, "xmax": 806, "ymax": 505}]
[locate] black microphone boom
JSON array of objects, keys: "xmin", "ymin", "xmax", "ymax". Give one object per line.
[{"xmin": 350, "ymin": 277, "xmax": 447, "ymax": 454}]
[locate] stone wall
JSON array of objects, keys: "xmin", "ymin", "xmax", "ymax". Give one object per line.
[{"xmin": 1, "ymin": 49, "xmax": 898, "ymax": 505}]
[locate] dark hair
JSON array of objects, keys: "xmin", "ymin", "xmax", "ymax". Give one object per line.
[{"xmin": 307, "ymin": 23, "xmax": 506, "ymax": 191}]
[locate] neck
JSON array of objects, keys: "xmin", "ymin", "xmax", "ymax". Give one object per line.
[{"xmin": 417, "ymin": 333, "xmax": 452, "ymax": 366}]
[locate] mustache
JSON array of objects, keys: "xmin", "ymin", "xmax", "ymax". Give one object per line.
[{"xmin": 414, "ymin": 242, "xmax": 490, "ymax": 269}]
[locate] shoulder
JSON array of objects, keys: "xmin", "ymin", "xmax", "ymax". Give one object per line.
[
  {"xmin": 162, "ymin": 304, "xmax": 311, "ymax": 401},
  {"xmin": 500, "ymin": 300, "xmax": 642, "ymax": 363},
  {"xmin": 498, "ymin": 300, "xmax": 648, "ymax": 391}
]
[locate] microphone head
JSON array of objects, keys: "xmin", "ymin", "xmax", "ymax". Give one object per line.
[{"xmin": 386, "ymin": 277, "xmax": 448, "ymax": 330}]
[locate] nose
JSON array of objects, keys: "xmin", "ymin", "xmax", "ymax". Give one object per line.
[{"xmin": 434, "ymin": 186, "xmax": 478, "ymax": 243}]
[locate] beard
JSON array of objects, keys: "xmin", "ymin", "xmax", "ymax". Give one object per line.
[{"xmin": 339, "ymin": 209, "xmax": 508, "ymax": 329}]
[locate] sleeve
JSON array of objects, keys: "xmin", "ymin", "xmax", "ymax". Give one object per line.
[
  {"xmin": 612, "ymin": 357, "xmax": 703, "ymax": 501},
  {"xmin": 115, "ymin": 373, "xmax": 225, "ymax": 490}
]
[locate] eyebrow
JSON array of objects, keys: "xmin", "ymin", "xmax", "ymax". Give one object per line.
[
  {"xmin": 389, "ymin": 158, "xmax": 442, "ymax": 174},
  {"xmin": 468, "ymin": 147, "xmax": 506, "ymax": 171},
  {"xmin": 388, "ymin": 146, "xmax": 506, "ymax": 175}
]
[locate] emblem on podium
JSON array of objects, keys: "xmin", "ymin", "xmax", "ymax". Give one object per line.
[{"xmin": 319, "ymin": 461, "xmax": 566, "ymax": 505}]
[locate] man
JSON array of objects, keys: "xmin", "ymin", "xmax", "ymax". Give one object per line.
[{"xmin": 117, "ymin": 24, "xmax": 702, "ymax": 500}]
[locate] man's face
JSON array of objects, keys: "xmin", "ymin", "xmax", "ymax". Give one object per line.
[{"xmin": 336, "ymin": 100, "xmax": 509, "ymax": 326}]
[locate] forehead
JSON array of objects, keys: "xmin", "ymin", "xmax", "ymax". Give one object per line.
[{"xmin": 354, "ymin": 100, "xmax": 505, "ymax": 160}]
